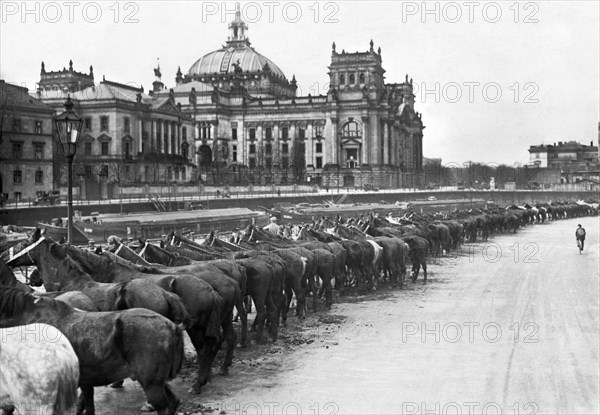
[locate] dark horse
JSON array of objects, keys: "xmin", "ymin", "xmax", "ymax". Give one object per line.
[
  {"xmin": 0, "ymin": 287, "xmax": 184, "ymax": 415},
  {"xmin": 6, "ymin": 237, "xmax": 190, "ymax": 328}
]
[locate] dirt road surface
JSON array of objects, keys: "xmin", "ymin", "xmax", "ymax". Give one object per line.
[{"xmin": 93, "ymin": 217, "xmax": 599, "ymax": 415}]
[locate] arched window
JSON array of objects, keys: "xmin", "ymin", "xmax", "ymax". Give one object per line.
[
  {"xmin": 339, "ymin": 74, "xmax": 345, "ymax": 85},
  {"xmin": 342, "ymin": 121, "xmax": 361, "ymax": 138},
  {"xmin": 349, "ymin": 74, "xmax": 355, "ymax": 84},
  {"xmin": 359, "ymin": 73, "xmax": 365, "ymax": 84}
]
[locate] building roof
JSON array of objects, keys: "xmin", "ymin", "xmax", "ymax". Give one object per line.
[
  {"xmin": 38, "ymin": 79, "xmax": 146, "ymax": 103},
  {"xmin": 187, "ymin": 4, "xmax": 287, "ymax": 81},
  {"xmin": 0, "ymin": 80, "xmax": 53, "ymax": 112}
]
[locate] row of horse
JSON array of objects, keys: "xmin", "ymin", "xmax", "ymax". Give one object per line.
[{"xmin": 0, "ymin": 200, "xmax": 596, "ymax": 414}]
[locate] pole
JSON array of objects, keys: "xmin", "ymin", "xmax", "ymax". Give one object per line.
[{"xmin": 67, "ymin": 154, "xmax": 74, "ymax": 244}]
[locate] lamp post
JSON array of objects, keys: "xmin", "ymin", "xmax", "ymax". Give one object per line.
[{"xmin": 54, "ymin": 96, "xmax": 83, "ymax": 243}]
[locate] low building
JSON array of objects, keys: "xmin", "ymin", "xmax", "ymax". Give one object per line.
[
  {"xmin": 528, "ymin": 140, "xmax": 599, "ymax": 185},
  {"xmin": 0, "ymin": 80, "xmax": 55, "ymax": 203},
  {"xmin": 35, "ymin": 63, "xmax": 195, "ymax": 200}
]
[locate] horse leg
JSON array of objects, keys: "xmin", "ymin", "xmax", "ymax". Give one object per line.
[
  {"xmin": 219, "ymin": 313, "xmax": 236, "ymax": 375},
  {"xmin": 79, "ymin": 385, "xmax": 95, "ymax": 415},
  {"xmin": 251, "ymin": 292, "xmax": 268, "ymax": 343},
  {"xmin": 323, "ymin": 276, "xmax": 333, "ymax": 309},
  {"xmin": 291, "ymin": 278, "xmax": 306, "ymax": 319},
  {"xmin": 186, "ymin": 327, "xmax": 210, "ymax": 394},
  {"xmin": 142, "ymin": 383, "xmax": 175, "ymax": 415},
  {"xmin": 422, "ymin": 258, "xmax": 427, "ymax": 284}
]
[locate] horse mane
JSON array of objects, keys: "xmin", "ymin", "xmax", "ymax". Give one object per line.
[
  {"xmin": 0, "ymin": 260, "xmax": 19, "ymax": 286},
  {"xmin": 0, "ymin": 286, "xmax": 36, "ymax": 317}
]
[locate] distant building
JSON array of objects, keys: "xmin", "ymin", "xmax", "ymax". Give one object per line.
[
  {"xmin": 155, "ymin": 5, "xmax": 425, "ymax": 188},
  {"xmin": 35, "ymin": 63, "xmax": 194, "ymax": 200},
  {"xmin": 528, "ymin": 140, "xmax": 599, "ymax": 184},
  {"xmin": 0, "ymin": 80, "xmax": 55, "ymax": 203}
]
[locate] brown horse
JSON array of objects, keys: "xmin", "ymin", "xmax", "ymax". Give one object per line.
[
  {"xmin": 0, "ymin": 258, "xmax": 96, "ymax": 311},
  {"xmin": 0, "ymin": 288, "xmax": 183, "ymax": 415},
  {"xmin": 6, "ymin": 238, "xmax": 190, "ymax": 328}
]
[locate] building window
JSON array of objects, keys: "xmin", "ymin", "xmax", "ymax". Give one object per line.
[
  {"xmin": 100, "ymin": 116, "xmax": 109, "ymax": 131},
  {"xmin": 84, "ymin": 117, "xmax": 92, "ymax": 131},
  {"xmin": 14, "ymin": 192, "xmax": 22, "ymax": 202},
  {"xmin": 281, "ymin": 127, "xmax": 289, "ymax": 140},
  {"xmin": 34, "ymin": 120, "xmax": 43, "ymax": 134},
  {"xmin": 265, "ymin": 127, "xmax": 272, "ymax": 140},
  {"xmin": 359, "ymin": 73, "xmax": 365, "ymax": 84},
  {"xmin": 34, "ymin": 143, "xmax": 44, "ymax": 159},
  {"xmin": 181, "ymin": 141, "xmax": 189, "ymax": 159},
  {"xmin": 249, "ymin": 157, "xmax": 256, "ymax": 168},
  {"xmin": 232, "ymin": 145, "xmax": 238, "ymax": 162},
  {"xmin": 265, "ymin": 143, "xmax": 272, "ymax": 155},
  {"xmin": 282, "ymin": 157, "xmax": 289, "ymax": 169},
  {"xmin": 249, "ymin": 144, "xmax": 256, "ymax": 154},
  {"xmin": 181, "ymin": 167, "xmax": 186, "ymax": 180},
  {"xmin": 124, "ymin": 141, "xmax": 131, "ymax": 159},
  {"xmin": 349, "ymin": 74, "xmax": 356, "ymax": 84},
  {"xmin": 266, "ymin": 157, "xmax": 272, "ymax": 169},
  {"xmin": 85, "ymin": 165, "xmax": 93, "ymax": 179},
  {"xmin": 182, "ymin": 127, "xmax": 187, "ymax": 141},
  {"xmin": 282, "ymin": 143, "xmax": 289, "ymax": 154},
  {"xmin": 249, "ymin": 128, "xmax": 256, "ymax": 141},
  {"xmin": 100, "ymin": 165, "xmax": 108, "ymax": 177},
  {"xmin": 167, "ymin": 166, "xmax": 173, "ymax": 180},
  {"xmin": 231, "ymin": 128, "xmax": 238, "ymax": 141},
  {"xmin": 315, "ymin": 125, "xmax": 323, "ymax": 138},
  {"xmin": 339, "ymin": 74, "xmax": 345, "ymax": 85},
  {"xmin": 12, "ymin": 118, "xmax": 21, "ymax": 132},
  {"xmin": 299, "ymin": 128, "xmax": 306, "ymax": 140},
  {"xmin": 101, "ymin": 142, "xmax": 109, "ymax": 156},
  {"xmin": 342, "ymin": 121, "xmax": 361, "ymax": 138},
  {"xmin": 144, "ymin": 165, "xmax": 150, "ymax": 181},
  {"xmin": 35, "ymin": 169, "xmax": 43, "ymax": 184},
  {"xmin": 316, "ymin": 156, "xmax": 323, "ymax": 168},
  {"xmin": 315, "ymin": 142, "xmax": 323, "ymax": 153},
  {"xmin": 12, "ymin": 143, "xmax": 23, "ymax": 159},
  {"xmin": 13, "ymin": 170, "xmax": 22, "ymax": 184},
  {"xmin": 124, "ymin": 117, "xmax": 130, "ymax": 134},
  {"xmin": 84, "ymin": 142, "xmax": 92, "ymax": 156},
  {"xmin": 174, "ymin": 167, "xmax": 180, "ymax": 180}
]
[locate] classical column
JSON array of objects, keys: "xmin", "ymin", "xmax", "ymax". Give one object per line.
[
  {"xmin": 330, "ymin": 118, "xmax": 338, "ymax": 165},
  {"xmin": 361, "ymin": 116, "xmax": 369, "ymax": 165},
  {"xmin": 150, "ymin": 120, "xmax": 155, "ymax": 152},
  {"xmin": 383, "ymin": 120, "xmax": 389, "ymax": 166}
]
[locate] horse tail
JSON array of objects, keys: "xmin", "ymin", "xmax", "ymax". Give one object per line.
[
  {"xmin": 238, "ymin": 265, "xmax": 248, "ymax": 296},
  {"xmin": 53, "ymin": 352, "xmax": 79, "ymax": 415},
  {"xmin": 164, "ymin": 291, "xmax": 191, "ymax": 329},
  {"xmin": 114, "ymin": 282, "xmax": 129, "ymax": 310},
  {"xmin": 169, "ymin": 325, "xmax": 185, "ymax": 380},
  {"xmin": 206, "ymin": 291, "xmax": 224, "ymax": 340}
]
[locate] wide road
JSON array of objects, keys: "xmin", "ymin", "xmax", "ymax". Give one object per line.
[{"xmin": 210, "ymin": 217, "xmax": 599, "ymax": 415}]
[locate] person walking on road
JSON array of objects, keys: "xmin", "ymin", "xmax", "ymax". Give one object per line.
[{"xmin": 575, "ymin": 224, "xmax": 586, "ymax": 251}]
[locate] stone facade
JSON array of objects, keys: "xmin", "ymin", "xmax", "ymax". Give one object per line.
[
  {"xmin": 0, "ymin": 80, "xmax": 55, "ymax": 203},
  {"xmin": 35, "ymin": 65, "xmax": 195, "ymax": 199},
  {"xmin": 156, "ymin": 7, "xmax": 425, "ymax": 188}
]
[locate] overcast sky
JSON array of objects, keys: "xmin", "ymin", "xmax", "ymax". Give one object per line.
[{"xmin": 1, "ymin": 1, "xmax": 598, "ymax": 165}]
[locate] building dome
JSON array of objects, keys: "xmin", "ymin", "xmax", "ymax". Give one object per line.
[
  {"xmin": 188, "ymin": 45, "xmax": 287, "ymax": 80},
  {"xmin": 187, "ymin": 4, "xmax": 287, "ymax": 80}
]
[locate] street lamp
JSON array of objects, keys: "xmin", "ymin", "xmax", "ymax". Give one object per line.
[{"xmin": 54, "ymin": 96, "xmax": 83, "ymax": 244}]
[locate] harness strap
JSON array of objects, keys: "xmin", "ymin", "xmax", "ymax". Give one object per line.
[{"xmin": 114, "ymin": 243, "xmax": 124, "ymax": 256}]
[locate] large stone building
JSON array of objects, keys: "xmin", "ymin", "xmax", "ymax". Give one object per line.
[
  {"xmin": 156, "ymin": 6, "xmax": 425, "ymax": 188},
  {"xmin": 0, "ymin": 80, "xmax": 55, "ymax": 203},
  {"xmin": 36, "ymin": 61, "xmax": 195, "ymax": 199}
]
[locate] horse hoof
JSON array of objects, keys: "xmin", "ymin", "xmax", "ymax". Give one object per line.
[{"xmin": 140, "ymin": 403, "xmax": 155, "ymax": 412}]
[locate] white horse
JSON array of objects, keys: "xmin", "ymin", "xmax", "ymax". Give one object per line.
[{"xmin": 1, "ymin": 323, "xmax": 79, "ymax": 415}]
